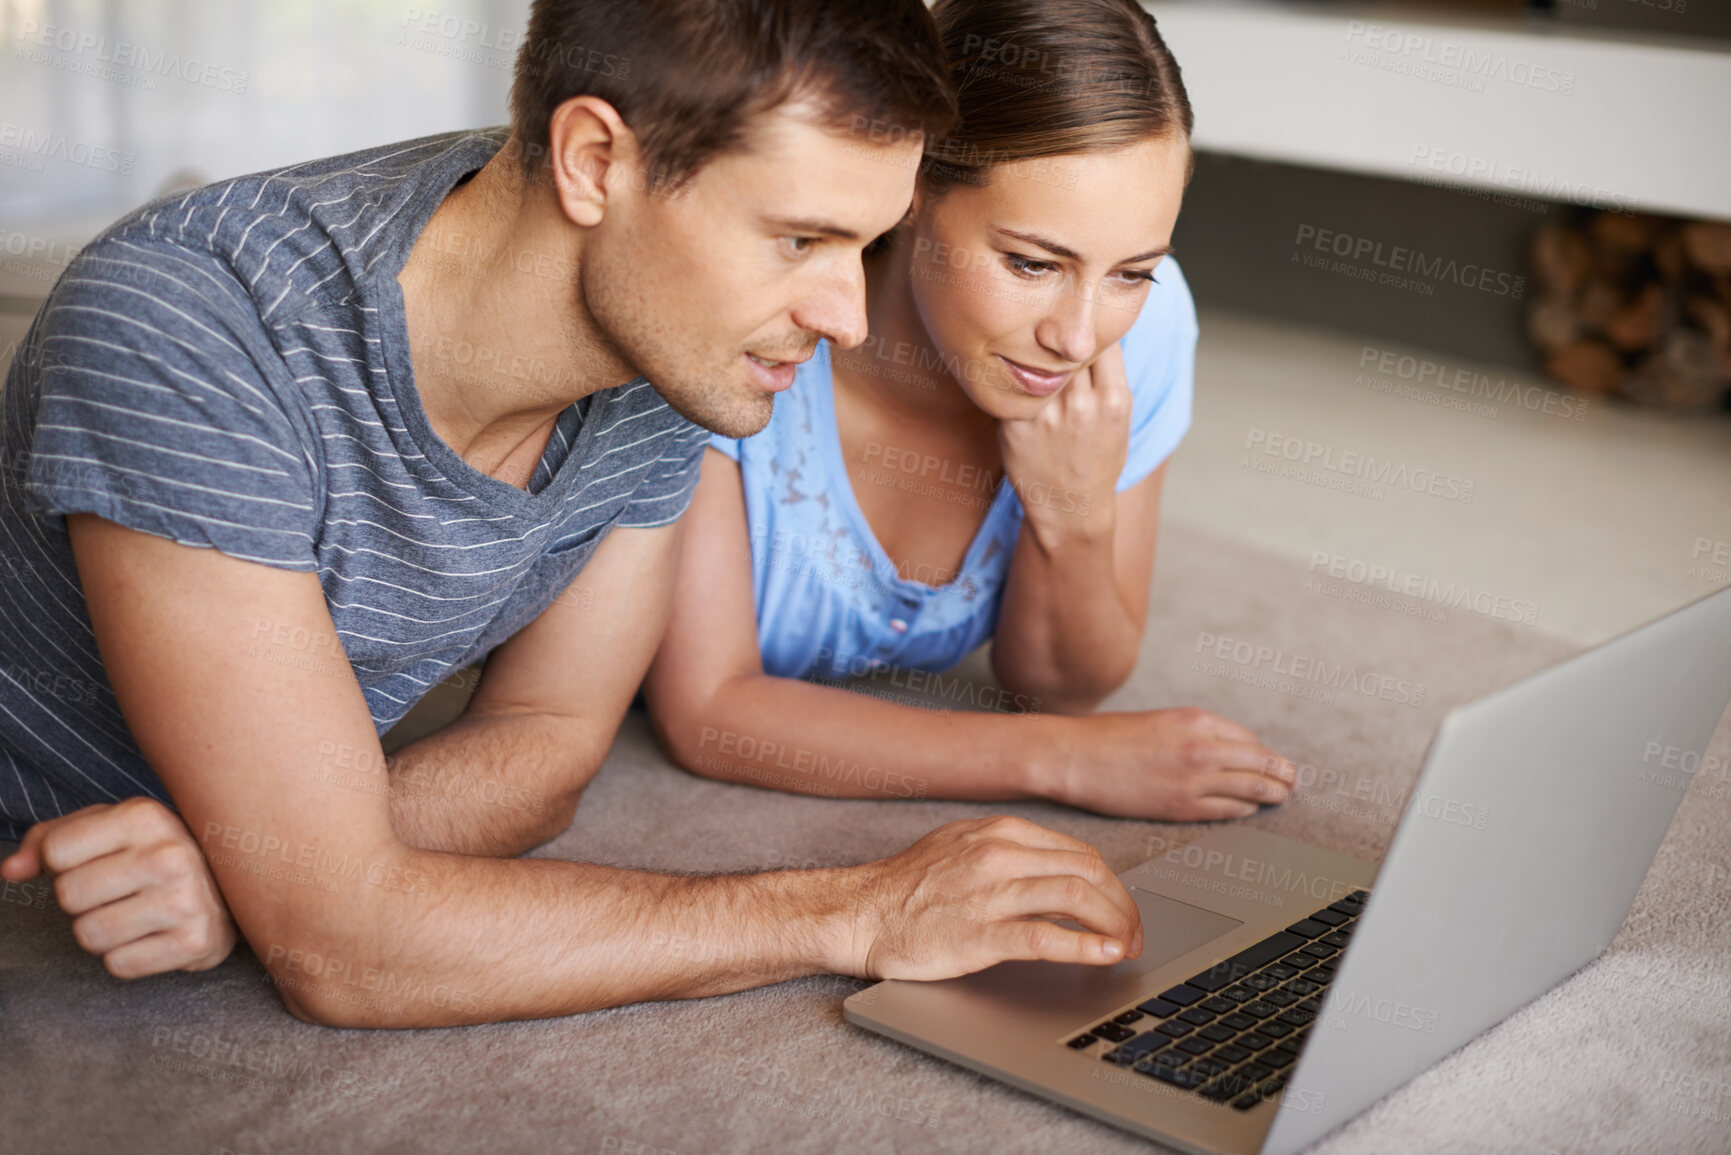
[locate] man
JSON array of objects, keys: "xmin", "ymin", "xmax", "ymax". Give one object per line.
[{"xmin": 0, "ymin": 0, "xmax": 1143, "ymax": 1026}]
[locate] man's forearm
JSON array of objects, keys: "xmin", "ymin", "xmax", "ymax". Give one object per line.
[
  {"xmin": 993, "ymin": 525, "xmax": 1140, "ymax": 714},
  {"xmin": 654, "ymin": 670, "xmax": 1075, "ymax": 804},
  {"xmin": 366, "ymin": 519, "xmax": 682, "ymax": 859},
  {"xmin": 379, "ymin": 708, "xmax": 604, "ymax": 857},
  {"xmin": 266, "ymin": 851, "xmax": 858, "ymax": 1028}
]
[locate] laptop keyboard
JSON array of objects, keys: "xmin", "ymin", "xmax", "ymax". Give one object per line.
[{"xmin": 1064, "ymin": 888, "xmax": 1370, "ymax": 1112}]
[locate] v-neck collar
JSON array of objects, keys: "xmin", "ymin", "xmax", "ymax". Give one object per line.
[
  {"xmin": 813, "ymin": 340, "xmax": 1014, "ymax": 596},
  {"xmin": 371, "ymin": 129, "xmax": 611, "ymax": 521}
]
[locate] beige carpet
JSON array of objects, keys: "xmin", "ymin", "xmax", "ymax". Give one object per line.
[{"xmin": 3, "ymin": 520, "xmax": 1728, "ymax": 1155}]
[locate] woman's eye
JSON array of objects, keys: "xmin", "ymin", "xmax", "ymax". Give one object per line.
[
  {"xmin": 1116, "ymin": 268, "xmax": 1159, "ymax": 285},
  {"xmin": 1005, "ymin": 253, "xmax": 1056, "ymax": 278}
]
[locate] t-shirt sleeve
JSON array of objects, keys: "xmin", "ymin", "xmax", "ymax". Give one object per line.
[
  {"xmin": 1115, "ymin": 256, "xmax": 1199, "ymax": 493},
  {"xmin": 23, "ymin": 236, "xmax": 320, "ymax": 569},
  {"xmin": 614, "ymin": 419, "xmax": 711, "ymax": 528}
]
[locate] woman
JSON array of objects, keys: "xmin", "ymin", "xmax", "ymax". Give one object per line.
[{"xmin": 643, "ymin": 0, "xmax": 1299, "ymax": 820}]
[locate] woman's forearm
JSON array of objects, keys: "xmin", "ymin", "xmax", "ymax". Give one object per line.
[
  {"xmin": 991, "ymin": 524, "xmax": 1142, "ymax": 714},
  {"xmin": 651, "ymin": 668, "xmax": 1077, "ymax": 803}
]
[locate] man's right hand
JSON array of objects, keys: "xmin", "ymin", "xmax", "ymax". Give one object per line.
[
  {"xmin": 841, "ymin": 815, "xmax": 1143, "ymax": 981},
  {"xmin": 0, "ymin": 796, "xmax": 236, "ymax": 978}
]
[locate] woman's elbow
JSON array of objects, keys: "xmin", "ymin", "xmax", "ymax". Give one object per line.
[{"xmin": 643, "ymin": 686, "xmax": 721, "ymax": 779}]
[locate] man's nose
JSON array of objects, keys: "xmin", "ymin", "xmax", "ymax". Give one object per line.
[{"xmin": 792, "ymin": 257, "xmax": 870, "ymax": 351}]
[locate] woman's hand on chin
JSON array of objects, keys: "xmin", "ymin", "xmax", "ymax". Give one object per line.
[
  {"xmin": 1048, "ymin": 706, "xmax": 1300, "ymax": 822},
  {"xmin": 997, "ymin": 341, "xmax": 1131, "ymax": 547}
]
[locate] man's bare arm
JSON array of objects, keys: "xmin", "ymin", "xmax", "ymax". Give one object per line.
[
  {"xmin": 376, "ymin": 518, "xmax": 684, "ymax": 857},
  {"xmin": 68, "ymin": 514, "xmax": 1142, "ymax": 1027}
]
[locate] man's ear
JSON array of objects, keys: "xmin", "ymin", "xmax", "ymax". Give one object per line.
[{"xmin": 544, "ymin": 95, "xmax": 639, "ymax": 228}]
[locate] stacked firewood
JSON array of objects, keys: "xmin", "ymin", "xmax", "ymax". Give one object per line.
[{"xmin": 1528, "ymin": 211, "xmax": 1731, "ymax": 411}]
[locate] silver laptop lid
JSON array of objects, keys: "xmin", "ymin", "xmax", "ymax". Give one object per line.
[{"xmin": 1262, "ymin": 585, "xmax": 1731, "ymax": 1155}]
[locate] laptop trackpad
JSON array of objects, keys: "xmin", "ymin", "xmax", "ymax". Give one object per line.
[
  {"xmin": 1117, "ymin": 887, "xmax": 1245, "ymax": 976},
  {"xmin": 951, "ymin": 887, "xmax": 1246, "ymax": 1015}
]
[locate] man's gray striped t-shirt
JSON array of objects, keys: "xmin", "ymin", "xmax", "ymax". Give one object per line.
[{"xmin": 0, "ymin": 127, "xmax": 709, "ymax": 841}]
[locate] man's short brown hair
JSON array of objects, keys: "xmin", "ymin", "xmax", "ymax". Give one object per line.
[{"xmin": 508, "ymin": 0, "xmax": 958, "ymax": 191}]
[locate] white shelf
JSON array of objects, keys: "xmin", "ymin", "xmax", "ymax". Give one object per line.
[{"xmin": 1146, "ymin": 0, "xmax": 1731, "ymax": 221}]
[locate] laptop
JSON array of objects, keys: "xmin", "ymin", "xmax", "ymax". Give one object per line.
[{"xmin": 843, "ymin": 583, "xmax": 1731, "ymax": 1154}]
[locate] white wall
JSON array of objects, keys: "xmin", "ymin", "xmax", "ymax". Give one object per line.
[
  {"xmin": 1147, "ymin": 0, "xmax": 1731, "ymax": 223},
  {"xmin": 0, "ymin": 0, "xmax": 531, "ymax": 227}
]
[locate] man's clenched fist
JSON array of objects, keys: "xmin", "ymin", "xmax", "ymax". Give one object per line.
[{"xmin": 0, "ymin": 796, "xmax": 235, "ymax": 978}]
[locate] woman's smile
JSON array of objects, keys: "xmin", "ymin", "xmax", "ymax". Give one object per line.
[{"xmin": 996, "ymin": 353, "xmax": 1076, "ymax": 397}]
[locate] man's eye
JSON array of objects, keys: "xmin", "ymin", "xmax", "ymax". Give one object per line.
[
  {"xmin": 1005, "ymin": 253, "xmax": 1056, "ymax": 277},
  {"xmin": 780, "ymin": 236, "xmax": 816, "ymax": 259}
]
